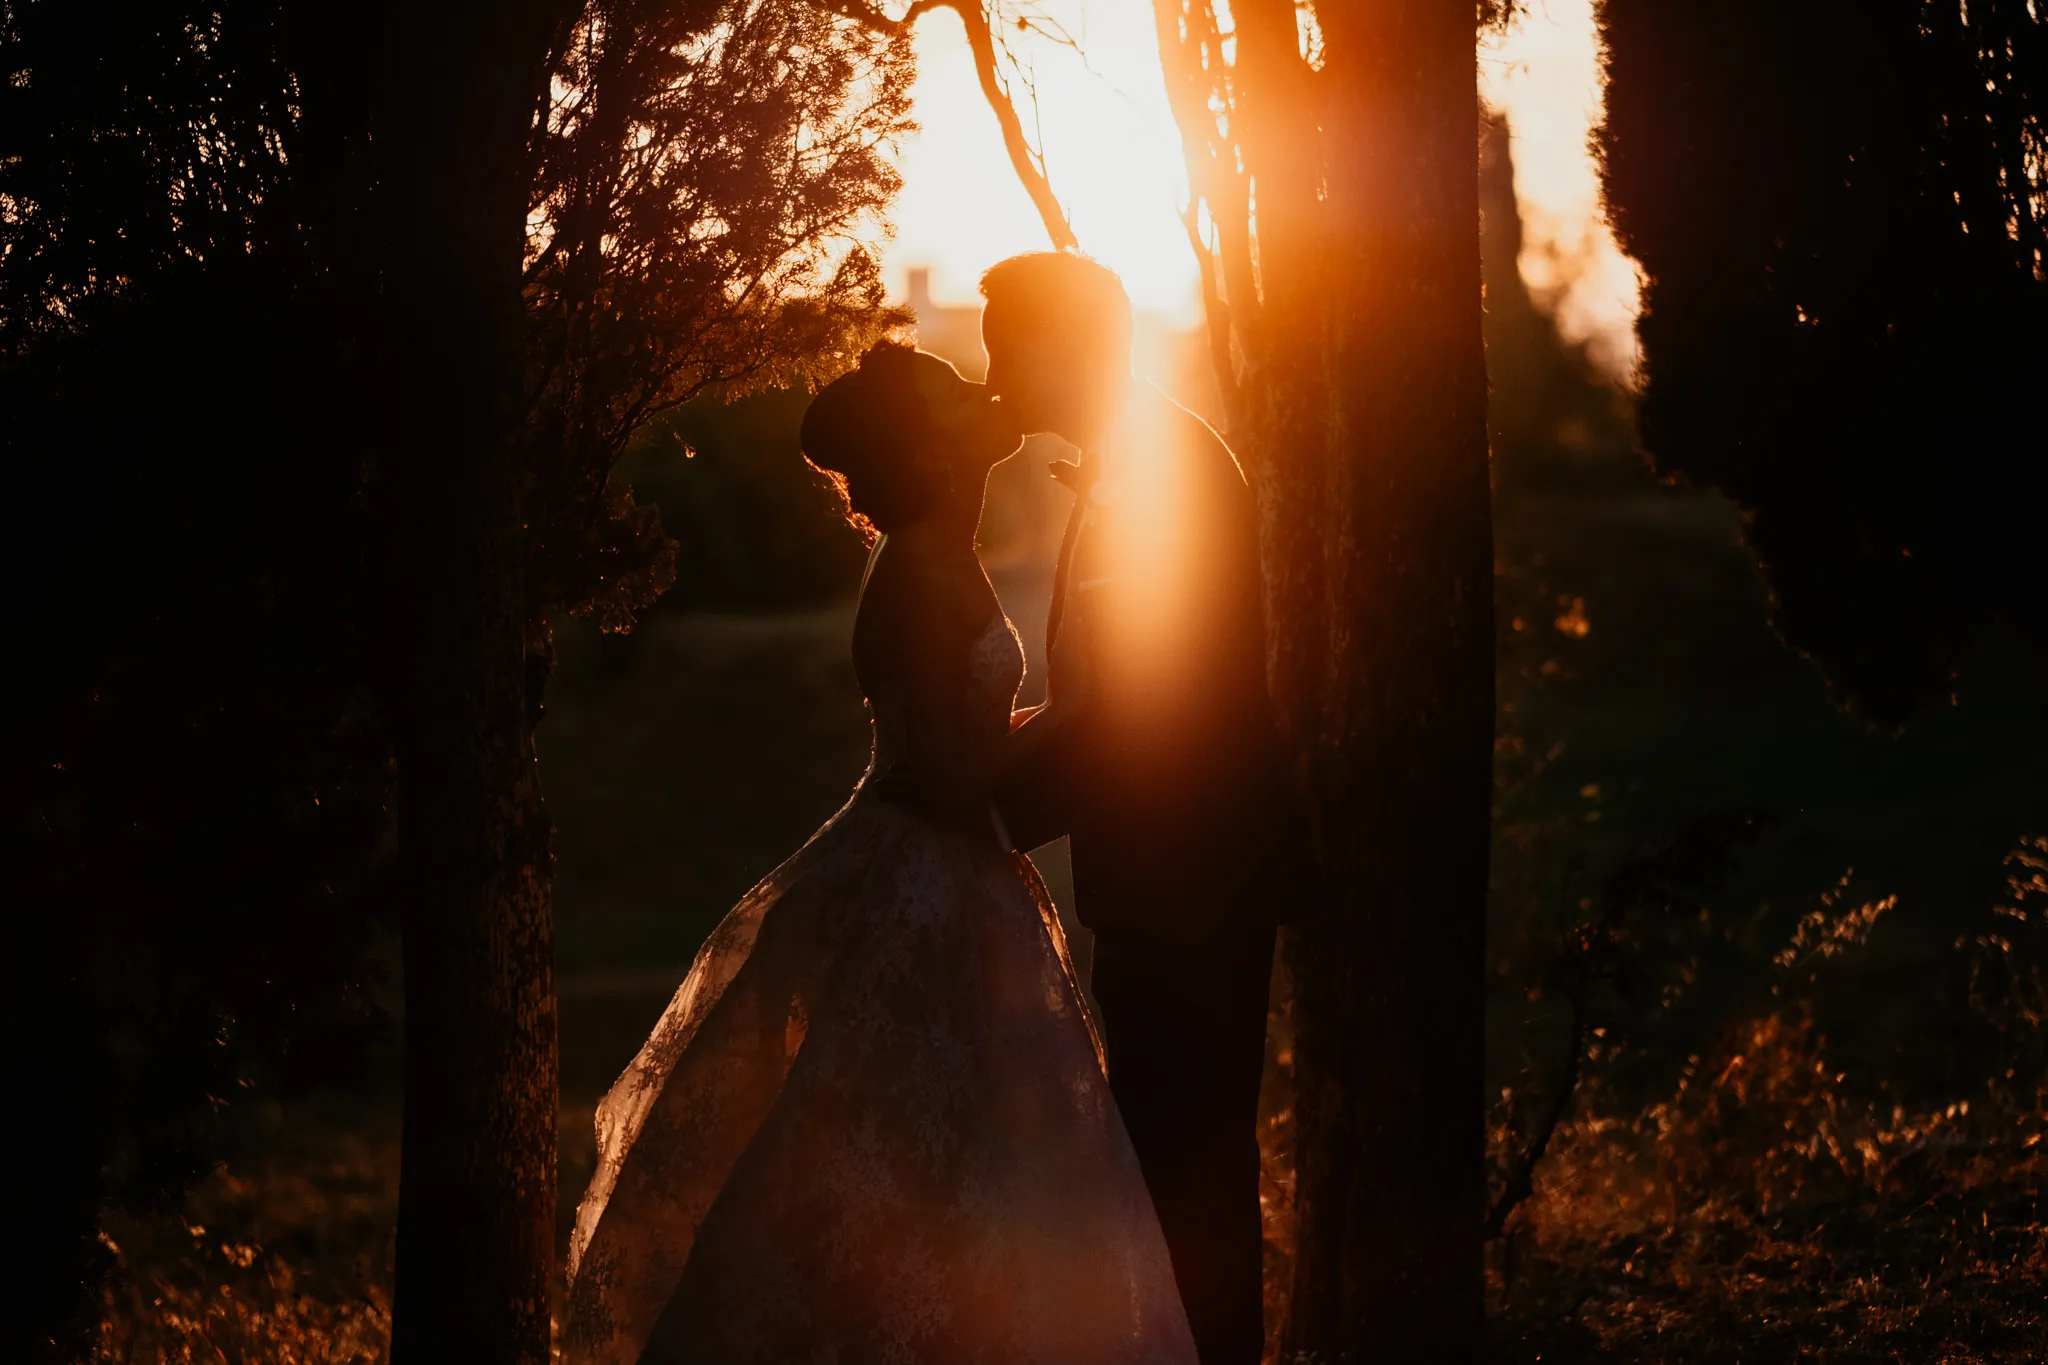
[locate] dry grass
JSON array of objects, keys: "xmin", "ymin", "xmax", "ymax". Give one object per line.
[
  {"xmin": 98, "ymin": 925, "xmax": 2045, "ymax": 1364},
  {"xmin": 1245, "ymin": 844, "xmax": 2048, "ymax": 1364},
  {"xmin": 92, "ymin": 1099, "xmax": 398, "ymax": 1364},
  {"xmin": 93, "ymin": 1240, "xmax": 390, "ymax": 1365},
  {"xmin": 1484, "ymin": 1011, "xmax": 2047, "ymax": 1363}
]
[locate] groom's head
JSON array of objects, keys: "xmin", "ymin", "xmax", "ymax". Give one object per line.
[{"xmin": 978, "ymin": 252, "xmax": 1133, "ymax": 448}]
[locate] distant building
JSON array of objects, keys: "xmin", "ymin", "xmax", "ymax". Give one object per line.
[
  {"xmin": 900, "ymin": 264, "xmax": 1222, "ymax": 427},
  {"xmin": 894, "ymin": 263, "xmax": 1224, "ymax": 577},
  {"xmin": 905, "ymin": 267, "xmax": 988, "ymax": 379}
]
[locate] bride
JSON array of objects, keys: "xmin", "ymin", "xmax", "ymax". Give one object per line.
[{"xmin": 562, "ymin": 340, "xmax": 1198, "ymax": 1364}]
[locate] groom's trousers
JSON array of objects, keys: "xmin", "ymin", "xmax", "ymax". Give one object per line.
[{"xmin": 1089, "ymin": 917, "xmax": 1276, "ymax": 1365}]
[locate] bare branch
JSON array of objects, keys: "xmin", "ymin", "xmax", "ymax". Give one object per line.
[
  {"xmin": 1181, "ymin": 204, "xmax": 1244, "ymax": 427},
  {"xmin": 1484, "ymin": 995, "xmax": 1584, "ymax": 1241},
  {"xmin": 1153, "ymin": 0, "xmax": 1262, "ymax": 403},
  {"xmin": 822, "ymin": 0, "xmax": 1080, "ymax": 251}
]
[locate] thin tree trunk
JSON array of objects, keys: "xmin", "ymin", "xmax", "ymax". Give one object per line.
[
  {"xmin": 1272, "ymin": 0, "xmax": 1493, "ymax": 1355},
  {"xmin": 376, "ymin": 5, "xmax": 563, "ymax": 1359}
]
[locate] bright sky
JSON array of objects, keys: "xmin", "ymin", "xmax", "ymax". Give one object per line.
[
  {"xmin": 879, "ymin": 0, "xmax": 1641, "ymax": 380},
  {"xmin": 1478, "ymin": 0, "xmax": 1642, "ymax": 378}
]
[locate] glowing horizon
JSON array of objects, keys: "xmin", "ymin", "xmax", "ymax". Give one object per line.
[{"xmin": 877, "ymin": 0, "xmax": 1641, "ymax": 379}]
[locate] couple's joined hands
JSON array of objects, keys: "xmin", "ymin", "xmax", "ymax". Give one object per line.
[{"xmin": 1011, "ymin": 592, "xmax": 1100, "ymax": 731}]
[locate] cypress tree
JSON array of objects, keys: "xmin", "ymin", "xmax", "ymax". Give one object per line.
[
  {"xmin": 1598, "ymin": 0, "xmax": 2047, "ymax": 724},
  {"xmin": 1153, "ymin": 0, "xmax": 1495, "ymax": 1352}
]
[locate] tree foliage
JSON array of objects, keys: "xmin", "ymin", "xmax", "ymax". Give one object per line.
[
  {"xmin": 0, "ymin": 0, "xmax": 911, "ymax": 1353},
  {"xmin": 0, "ymin": 1, "xmax": 300, "ymax": 334},
  {"xmin": 525, "ymin": 0, "xmax": 911, "ymax": 631},
  {"xmin": 1598, "ymin": 0, "xmax": 2048, "ymax": 725},
  {"xmin": 0, "ymin": 7, "xmax": 388, "ymax": 1357}
]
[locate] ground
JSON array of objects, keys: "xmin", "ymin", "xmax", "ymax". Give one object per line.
[{"xmin": 92, "ymin": 431, "xmax": 2048, "ymax": 1362}]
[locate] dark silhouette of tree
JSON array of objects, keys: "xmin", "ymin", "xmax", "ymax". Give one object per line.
[
  {"xmin": 1, "ymin": 0, "xmax": 906, "ymax": 1356},
  {"xmin": 1597, "ymin": 0, "xmax": 2048, "ymax": 726},
  {"xmin": 1159, "ymin": 2, "xmax": 1495, "ymax": 1353},
  {"xmin": 371, "ymin": 5, "xmax": 569, "ymax": 1357},
  {"xmin": 385, "ymin": 3, "xmax": 907, "ymax": 1356},
  {"xmin": 1, "ymin": 6, "xmax": 390, "ymax": 1359}
]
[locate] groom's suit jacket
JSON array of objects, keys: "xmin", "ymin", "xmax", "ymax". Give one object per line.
[{"xmin": 996, "ymin": 383, "xmax": 1296, "ymax": 944}]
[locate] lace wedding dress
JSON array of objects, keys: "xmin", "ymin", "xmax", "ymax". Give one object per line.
[{"xmin": 563, "ymin": 610, "xmax": 1197, "ymax": 1365}]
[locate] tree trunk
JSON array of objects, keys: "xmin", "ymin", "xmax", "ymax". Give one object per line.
[
  {"xmin": 4, "ymin": 882, "xmax": 110, "ymax": 1364},
  {"xmin": 376, "ymin": 5, "xmax": 563, "ymax": 1360},
  {"xmin": 1261, "ymin": 0, "xmax": 1494, "ymax": 1356},
  {"xmin": 1145, "ymin": 0, "xmax": 1493, "ymax": 1342}
]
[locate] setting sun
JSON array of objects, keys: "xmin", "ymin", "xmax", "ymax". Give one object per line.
[
  {"xmin": 880, "ymin": 0, "xmax": 1196, "ymax": 322},
  {"xmin": 882, "ymin": 0, "xmax": 1641, "ymax": 378}
]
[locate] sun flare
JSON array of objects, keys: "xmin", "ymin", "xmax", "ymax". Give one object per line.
[{"xmin": 881, "ymin": 0, "xmax": 1641, "ymax": 380}]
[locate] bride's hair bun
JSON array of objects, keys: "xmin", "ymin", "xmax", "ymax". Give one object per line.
[{"xmin": 800, "ymin": 340, "xmax": 939, "ymax": 537}]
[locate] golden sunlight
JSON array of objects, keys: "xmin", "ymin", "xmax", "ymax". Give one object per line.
[
  {"xmin": 880, "ymin": 0, "xmax": 1196, "ymax": 323},
  {"xmin": 882, "ymin": 0, "xmax": 1642, "ymax": 380},
  {"xmin": 1479, "ymin": 0, "xmax": 1642, "ymax": 379}
]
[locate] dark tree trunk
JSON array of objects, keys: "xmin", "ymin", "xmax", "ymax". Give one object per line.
[
  {"xmin": 375, "ymin": 4, "xmax": 564, "ymax": 1360},
  {"xmin": 1147, "ymin": 0, "xmax": 1493, "ymax": 1344},
  {"xmin": 4, "ymin": 884, "xmax": 111, "ymax": 1364},
  {"xmin": 1263, "ymin": 0, "xmax": 1494, "ymax": 1356}
]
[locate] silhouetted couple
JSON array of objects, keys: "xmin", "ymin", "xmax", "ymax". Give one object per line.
[{"xmin": 565, "ymin": 253, "xmax": 1293, "ymax": 1365}]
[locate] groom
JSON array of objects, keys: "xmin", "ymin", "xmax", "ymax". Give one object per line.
[{"xmin": 985, "ymin": 252, "xmax": 1293, "ymax": 1365}]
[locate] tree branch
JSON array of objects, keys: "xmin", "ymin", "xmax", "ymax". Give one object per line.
[
  {"xmin": 1153, "ymin": 0, "xmax": 1261, "ymax": 409},
  {"xmin": 822, "ymin": 0, "xmax": 1079, "ymax": 251},
  {"xmin": 1484, "ymin": 995, "xmax": 1584, "ymax": 1241},
  {"xmin": 1181, "ymin": 204, "xmax": 1244, "ymax": 427}
]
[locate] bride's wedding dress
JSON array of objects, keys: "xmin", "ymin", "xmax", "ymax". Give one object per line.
[{"xmin": 563, "ymin": 610, "xmax": 1197, "ymax": 1364}]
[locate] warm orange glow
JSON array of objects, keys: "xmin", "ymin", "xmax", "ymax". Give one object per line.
[
  {"xmin": 879, "ymin": 0, "xmax": 1196, "ymax": 323},
  {"xmin": 1080, "ymin": 391, "xmax": 1188, "ymax": 668},
  {"xmin": 1479, "ymin": 0, "xmax": 1642, "ymax": 379},
  {"xmin": 881, "ymin": 0, "xmax": 1641, "ymax": 379}
]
